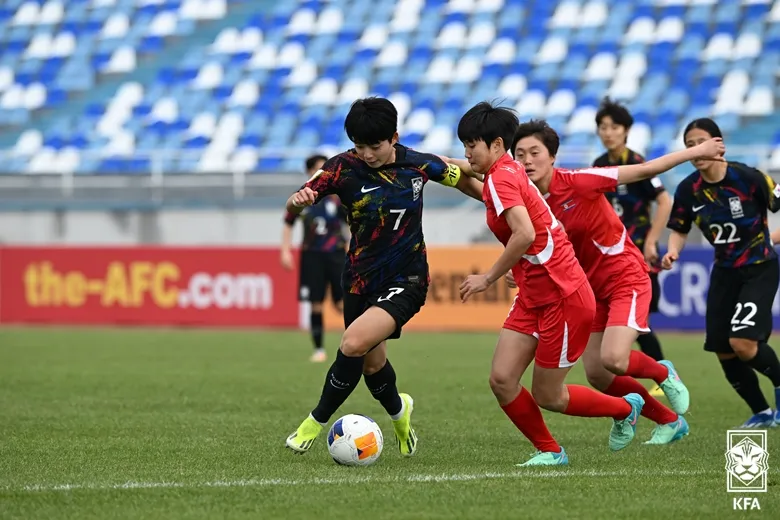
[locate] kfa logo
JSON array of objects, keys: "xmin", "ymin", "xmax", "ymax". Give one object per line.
[
  {"xmin": 411, "ymin": 177, "xmax": 423, "ymax": 201},
  {"xmin": 729, "ymin": 196, "xmax": 744, "ymax": 218},
  {"xmin": 726, "ymin": 430, "xmax": 768, "ymax": 510}
]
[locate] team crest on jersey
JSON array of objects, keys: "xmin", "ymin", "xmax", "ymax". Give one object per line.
[
  {"xmin": 617, "ymin": 184, "xmax": 628, "ymax": 195},
  {"xmin": 412, "ymin": 177, "xmax": 423, "ymax": 201},
  {"xmin": 729, "ymin": 196, "xmax": 744, "ymax": 218},
  {"xmin": 561, "ymin": 199, "xmax": 577, "ymax": 211}
]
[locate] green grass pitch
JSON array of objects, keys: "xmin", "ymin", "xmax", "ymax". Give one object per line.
[{"xmin": 1, "ymin": 327, "xmax": 778, "ymax": 519}]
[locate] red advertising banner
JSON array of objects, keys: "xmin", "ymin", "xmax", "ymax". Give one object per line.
[{"xmin": 0, "ymin": 247, "xmax": 299, "ymax": 327}]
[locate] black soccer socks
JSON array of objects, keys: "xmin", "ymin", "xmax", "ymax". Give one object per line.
[
  {"xmin": 311, "ymin": 350, "xmax": 364, "ymax": 423},
  {"xmin": 747, "ymin": 342, "xmax": 780, "ymax": 387},
  {"xmin": 720, "ymin": 356, "xmax": 770, "ymax": 414},
  {"xmin": 636, "ymin": 331, "xmax": 664, "ymax": 361},
  {"xmin": 364, "ymin": 360, "xmax": 403, "ymax": 417},
  {"xmin": 310, "ymin": 311, "xmax": 324, "ymax": 350}
]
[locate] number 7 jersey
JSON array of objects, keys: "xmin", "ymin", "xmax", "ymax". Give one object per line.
[
  {"xmin": 668, "ymin": 162, "xmax": 780, "ymax": 268},
  {"xmin": 302, "ymin": 144, "xmax": 462, "ymax": 294}
]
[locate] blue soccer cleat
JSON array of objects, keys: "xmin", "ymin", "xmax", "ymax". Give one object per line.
[{"xmin": 741, "ymin": 411, "xmax": 774, "ymax": 428}]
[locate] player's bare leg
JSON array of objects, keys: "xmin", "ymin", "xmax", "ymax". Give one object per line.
[
  {"xmin": 309, "ymin": 301, "xmax": 327, "ymax": 363},
  {"xmin": 583, "ymin": 333, "xmax": 688, "ymax": 444},
  {"xmin": 531, "ymin": 357, "xmax": 643, "ymax": 452},
  {"xmin": 727, "ymin": 339, "xmax": 780, "ymax": 426},
  {"xmin": 489, "ymin": 329, "xmax": 566, "ymax": 466},
  {"xmin": 362, "ymin": 340, "xmax": 417, "ymax": 456},
  {"xmin": 601, "ymin": 325, "xmax": 690, "ymax": 415},
  {"xmin": 286, "ymin": 306, "xmax": 396, "ymax": 454}
]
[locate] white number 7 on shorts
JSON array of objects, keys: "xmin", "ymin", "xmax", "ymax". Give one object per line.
[{"xmin": 377, "ymin": 287, "xmax": 405, "ymax": 302}]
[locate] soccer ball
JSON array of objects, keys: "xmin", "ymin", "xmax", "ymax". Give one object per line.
[{"xmin": 327, "ymin": 414, "xmax": 384, "ymax": 466}]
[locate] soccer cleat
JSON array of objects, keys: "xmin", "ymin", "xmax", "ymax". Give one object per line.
[
  {"xmin": 657, "ymin": 360, "xmax": 690, "ymax": 415},
  {"xmin": 516, "ymin": 447, "xmax": 569, "ymax": 467},
  {"xmin": 740, "ymin": 411, "xmax": 774, "ymax": 428},
  {"xmin": 310, "ymin": 349, "xmax": 327, "ymax": 363},
  {"xmin": 392, "ymin": 393, "xmax": 417, "ymax": 457},
  {"xmin": 644, "ymin": 415, "xmax": 690, "ymax": 445},
  {"xmin": 648, "ymin": 383, "xmax": 665, "ymax": 397},
  {"xmin": 609, "ymin": 393, "xmax": 644, "ymax": 452},
  {"xmin": 285, "ymin": 415, "xmax": 324, "ymax": 454},
  {"xmin": 774, "ymin": 388, "xmax": 780, "ymax": 421}
]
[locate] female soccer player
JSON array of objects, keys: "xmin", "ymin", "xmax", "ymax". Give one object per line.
[
  {"xmin": 284, "ymin": 97, "xmax": 484, "ymax": 458},
  {"xmin": 457, "ymin": 102, "xmax": 646, "ymax": 467},
  {"xmin": 511, "ymin": 120, "xmax": 723, "ymax": 444},
  {"xmin": 662, "ymin": 118, "xmax": 780, "ymax": 428},
  {"xmin": 594, "ymin": 99, "xmax": 672, "ymax": 391}
]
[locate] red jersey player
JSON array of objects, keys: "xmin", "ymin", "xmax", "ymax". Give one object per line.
[
  {"xmin": 511, "ymin": 120, "xmax": 724, "ymax": 444},
  {"xmin": 456, "ymin": 102, "xmax": 645, "ymax": 467}
]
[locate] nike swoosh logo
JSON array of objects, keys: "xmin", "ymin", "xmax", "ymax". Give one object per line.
[
  {"xmin": 361, "ymin": 186, "xmax": 380, "ymax": 193},
  {"xmin": 732, "ymin": 325, "xmax": 750, "ymax": 331},
  {"xmin": 692, "ymin": 205, "xmax": 706, "ymax": 212}
]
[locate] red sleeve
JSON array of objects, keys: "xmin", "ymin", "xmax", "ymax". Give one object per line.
[
  {"xmin": 556, "ymin": 166, "xmax": 619, "ymax": 199},
  {"xmin": 486, "ymin": 165, "xmax": 526, "ymax": 216}
]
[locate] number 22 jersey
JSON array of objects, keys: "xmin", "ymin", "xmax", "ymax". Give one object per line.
[{"xmin": 667, "ymin": 162, "xmax": 780, "ymax": 268}]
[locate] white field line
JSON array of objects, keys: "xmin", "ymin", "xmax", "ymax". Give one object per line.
[{"xmin": 7, "ymin": 469, "xmax": 717, "ymax": 493}]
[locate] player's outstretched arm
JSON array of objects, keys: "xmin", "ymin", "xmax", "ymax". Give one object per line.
[
  {"xmin": 439, "ymin": 156, "xmax": 484, "ymax": 181},
  {"xmin": 661, "ymin": 230, "xmax": 688, "ymax": 270},
  {"xmin": 460, "ymin": 206, "xmax": 535, "ymax": 302},
  {"xmin": 645, "ymin": 191, "xmax": 672, "ymax": 265},
  {"xmin": 455, "ymin": 174, "xmax": 484, "ymax": 201},
  {"xmin": 286, "ymin": 187, "xmax": 318, "ymax": 215},
  {"xmin": 617, "ymin": 138, "xmax": 726, "ymax": 185}
]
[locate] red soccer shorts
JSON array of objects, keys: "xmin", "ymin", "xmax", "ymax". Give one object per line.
[
  {"xmin": 592, "ymin": 275, "xmax": 652, "ymax": 333},
  {"xmin": 503, "ymin": 282, "xmax": 596, "ymax": 369}
]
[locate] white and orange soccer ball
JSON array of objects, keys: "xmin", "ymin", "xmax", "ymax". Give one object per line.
[{"xmin": 327, "ymin": 414, "xmax": 383, "ymax": 466}]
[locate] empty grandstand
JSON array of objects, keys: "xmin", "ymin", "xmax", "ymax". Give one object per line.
[{"xmin": 0, "ymin": 0, "xmax": 778, "ymax": 207}]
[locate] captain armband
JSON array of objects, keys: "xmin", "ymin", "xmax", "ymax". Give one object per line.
[{"xmin": 439, "ymin": 163, "xmax": 462, "ymax": 187}]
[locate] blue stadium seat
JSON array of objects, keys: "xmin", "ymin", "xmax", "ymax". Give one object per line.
[{"xmin": 0, "ymin": 0, "xmax": 777, "ymax": 182}]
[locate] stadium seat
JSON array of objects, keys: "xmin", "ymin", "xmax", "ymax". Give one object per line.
[{"xmin": 0, "ymin": 0, "xmax": 777, "ymax": 185}]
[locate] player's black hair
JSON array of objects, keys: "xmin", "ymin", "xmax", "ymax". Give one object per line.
[
  {"xmin": 343, "ymin": 97, "xmax": 398, "ymax": 145},
  {"xmin": 683, "ymin": 118, "xmax": 723, "ymax": 141},
  {"xmin": 305, "ymin": 154, "xmax": 328, "ymax": 171},
  {"xmin": 595, "ymin": 97, "xmax": 634, "ymax": 129},
  {"xmin": 457, "ymin": 101, "xmax": 519, "ymax": 152},
  {"xmin": 511, "ymin": 119, "xmax": 560, "ymax": 158}
]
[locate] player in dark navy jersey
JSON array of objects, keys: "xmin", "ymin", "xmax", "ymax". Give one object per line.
[
  {"xmin": 281, "ymin": 154, "xmax": 348, "ymax": 363},
  {"xmin": 284, "ymin": 97, "xmax": 483, "ymax": 457},
  {"xmin": 663, "ymin": 118, "xmax": 780, "ymax": 428},
  {"xmin": 593, "ymin": 98, "xmax": 673, "ymax": 396}
]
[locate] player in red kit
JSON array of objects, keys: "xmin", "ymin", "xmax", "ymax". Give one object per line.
[
  {"xmin": 456, "ymin": 102, "xmax": 645, "ymax": 466},
  {"xmin": 512, "ymin": 120, "xmax": 724, "ymax": 444}
]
